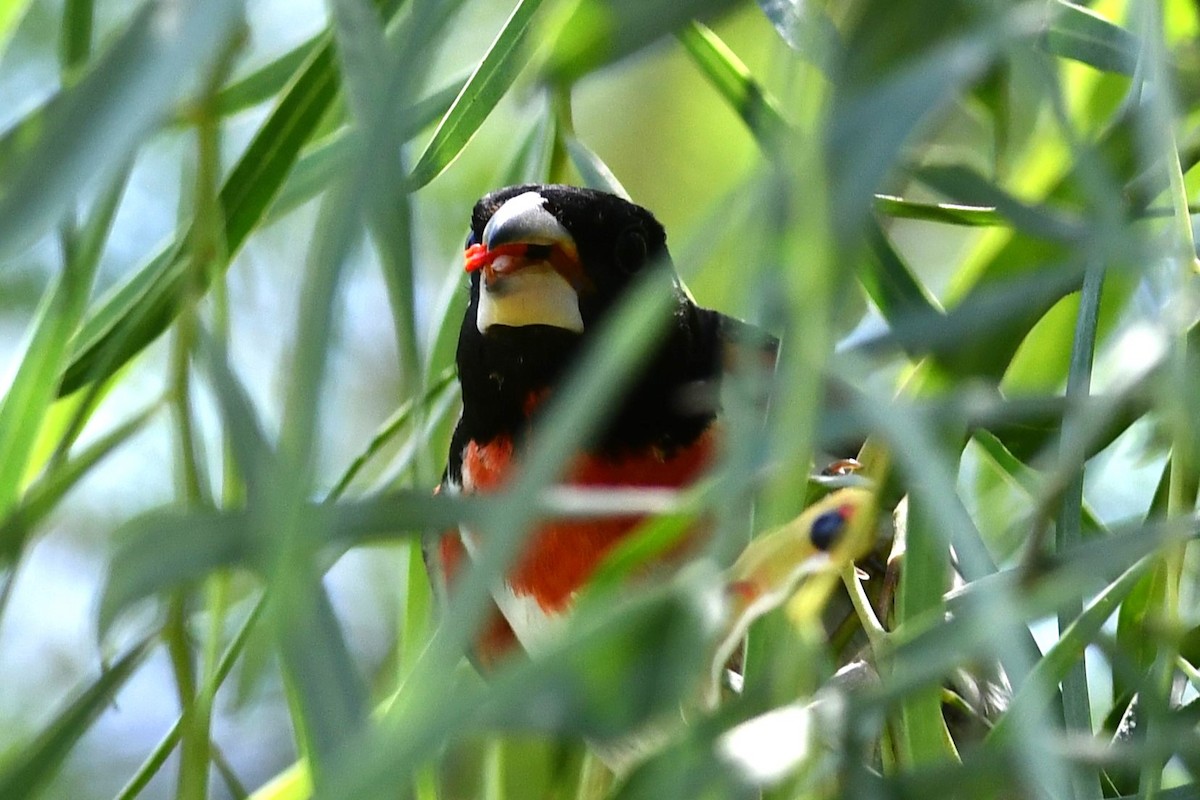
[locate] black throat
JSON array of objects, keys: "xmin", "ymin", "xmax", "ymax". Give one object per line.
[{"xmin": 446, "ymin": 297, "xmax": 725, "ymax": 485}]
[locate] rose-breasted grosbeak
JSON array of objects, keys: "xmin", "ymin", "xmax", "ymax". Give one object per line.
[{"xmin": 425, "ymin": 184, "xmax": 778, "ymax": 667}]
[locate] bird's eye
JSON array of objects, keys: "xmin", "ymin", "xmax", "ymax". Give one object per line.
[
  {"xmin": 614, "ymin": 225, "xmax": 647, "ymax": 274},
  {"xmin": 810, "ymin": 509, "xmax": 846, "ymax": 551}
]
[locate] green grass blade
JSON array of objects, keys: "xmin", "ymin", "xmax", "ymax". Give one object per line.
[
  {"xmin": 0, "ymin": 637, "xmax": 153, "ymax": 800},
  {"xmin": 871, "ymin": 194, "xmax": 1008, "ymax": 226},
  {"xmin": 0, "ymin": 402, "xmax": 157, "ymax": 566},
  {"xmin": 59, "ymin": 0, "xmax": 93, "ymax": 77},
  {"xmin": 827, "ymin": 25, "xmax": 1006, "ymax": 240},
  {"xmin": 914, "ymin": 164, "xmax": 1084, "ymax": 243},
  {"xmin": 893, "ymin": 496, "xmax": 958, "ymax": 765},
  {"xmin": 115, "ymin": 600, "xmax": 265, "ymax": 800},
  {"xmin": 318, "ymin": 573, "xmax": 718, "ymax": 799},
  {"xmin": 987, "ymin": 558, "xmax": 1152, "ymax": 746},
  {"xmin": 0, "ymin": 0, "xmax": 244, "ymax": 261},
  {"xmin": 214, "ymin": 33, "xmax": 326, "ymax": 117},
  {"xmin": 1054, "ymin": 257, "xmax": 1106, "ymax": 800},
  {"xmin": 408, "ymin": 0, "xmax": 546, "ymax": 189},
  {"xmin": 676, "ymin": 21, "xmax": 790, "ymax": 155},
  {"xmin": 0, "ymin": 165, "xmax": 128, "ymax": 516}
]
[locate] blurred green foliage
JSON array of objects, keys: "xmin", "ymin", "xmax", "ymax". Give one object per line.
[{"xmin": 0, "ymin": 0, "xmax": 1199, "ymax": 798}]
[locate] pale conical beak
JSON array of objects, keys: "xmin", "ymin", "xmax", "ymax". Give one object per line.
[
  {"xmin": 472, "ymin": 192, "xmax": 584, "ymax": 334},
  {"xmin": 483, "ymin": 191, "xmax": 574, "ymax": 250}
]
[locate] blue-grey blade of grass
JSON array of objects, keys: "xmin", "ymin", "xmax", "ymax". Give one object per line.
[
  {"xmin": 0, "ymin": 636, "xmax": 153, "ymax": 800},
  {"xmin": 856, "ymin": 262, "xmax": 1091, "ymax": 380},
  {"xmin": 262, "ymin": 0, "xmax": 469, "ymax": 781},
  {"xmin": 987, "ymin": 558, "xmax": 1153, "ymax": 746},
  {"xmin": 1041, "ymin": 0, "xmax": 1139, "ymax": 75},
  {"xmin": 753, "ymin": 0, "xmax": 843, "ymax": 72},
  {"xmin": 564, "ymin": 135, "xmax": 629, "ymax": 198},
  {"xmin": 98, "ymin": 509, "xmax": 255, "ymax": 637},
  {"xmin": 0, "ymin": 0, "xmax": 245, "ymax": 262},
  {"xmin": 333, "ymin": 0, "xmax": 428, "ymax": 425}
]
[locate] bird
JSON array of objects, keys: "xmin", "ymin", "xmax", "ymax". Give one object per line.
[{"xmin": 423, "ymin": 183, "xmax": 792, "ymax": 669}]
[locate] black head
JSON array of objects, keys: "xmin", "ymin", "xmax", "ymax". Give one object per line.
[
  {"xmin": 463, "ymin": 184, "xmax": 671, "ymax": 334},
  {"xmin": 450, "ymin": 184, "xmax": 724, "ymax": 462}
]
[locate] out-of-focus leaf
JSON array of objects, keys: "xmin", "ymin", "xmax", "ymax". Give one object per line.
[
  {"xmin": 265, "ymin": 74, "xmax": 469, "ymax": 225},
  {"xmin": 819, "ymin": 378, "xmax": 1150, "ymax": 467},
  {"xmin": 0, "ymin": 637, "xmax": 152, "ymax": 800},
  {"xmin": 914, "ymin": 164, "xmax": 1085, "ymax": 243},
  {"xmin": 0, "ymin": 0, "xmax": 245, "ymax": 261},
  {"xmin": 859, "ymin": 220, "xmax": 941, "ymax": 324},
  {"xmin": 1040, "ymin": 0, "xmax": 1139, "ymax": 76},
  {"xmin": 564, "ymin": 135, "xmax": 629, "ymax": 198},
  {"xmin": 543, "ymin": 0, "xmax": 741, "ymax": 84},
  {"xmin": 855, "ymin": 263, "xmax": 1085, "ymax": 378},
  {"xmin": 59, "ymin": 0, "xmax": 93, "ymax": 76},
  {"xmin": 315, "ymin": 569, "xmax": 721, "ymax": 799},
  {"xmin": 99, "ymin": 510, "xmax": 255, "ymax": 636},
  {"xmin": 194, "ymin": 331, "xmax": 276, "ymax": 500},
  {"xmin": 0, "ymin": 165, "xmax": 127, "ymax": 516},
  {"xmin": 60, "ymin": 1, "xmax": 412, "ymax": 397},
  {"xmin": 677, "ymin": 21, "xmax": 790, "ymax": 155},
  {"xmin": 214, "ymin": 33, "xmax": 326, "ymax": 117},
  {"xmin": 752, "ymin": 0, "xmax": 842, "ymax": 70},
  {"xmin": 0, "ymin": 0, "xmax": 35, "ymax": 61},
  {"xmin": 988, "ymin": 558, "xmax": 1153, "ymax": 745},
  {"xmin": 408, "ymin": 0, "xmax": 546, "ymax": 189},
  {"xmin": 827, "ymin": 24, "xmax": 1008, "ymax": 239},
  {"xmin": 0, "ymin": 403, "xmax": 157, "ymax": 565},
  {"xmin": 98, "ymin": 490, "xmax": 473, "ymax": 644}
]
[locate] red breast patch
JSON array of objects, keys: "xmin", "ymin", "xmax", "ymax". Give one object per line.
[{"xmin": 461, "ymin": 427, "xmax": 716, "ymax": 612}]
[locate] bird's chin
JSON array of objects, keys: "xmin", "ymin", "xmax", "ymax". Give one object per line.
[{"xmin": 476, "ymin": 262, "xmax": 584, "ymax": 334}]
